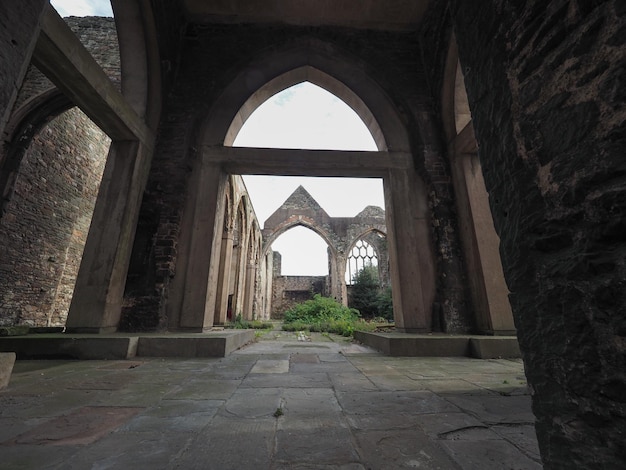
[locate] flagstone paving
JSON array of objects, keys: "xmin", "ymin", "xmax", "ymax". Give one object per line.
[{"xmin": 0, "ymin": 331, "xmax": 542, "ymax": 469}]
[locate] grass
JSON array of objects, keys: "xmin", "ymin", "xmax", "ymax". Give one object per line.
[{"xmin": 225, "ymin": 314, "xmax": 274, "ymax": 330}]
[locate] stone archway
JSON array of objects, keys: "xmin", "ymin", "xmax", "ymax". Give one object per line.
[{"xmin": 172, "ymin": 42, "xmax": 437, "ymax": 332}]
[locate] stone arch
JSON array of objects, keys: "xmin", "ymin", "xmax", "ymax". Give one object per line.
[
  {"xmin": 177, "ymin": 37, "xmax": 437, "ymax": 331},
  {"xmin": 199, "ymin": 38, "xmax": 410, "ymax": 151},
  {"xmin": 1, "ymin": 90, "xmax": 74, "ymax": 213},
  {"xmin": 263, "ymin": 218, "xmax": 336, "ymax": 260},
  {"xmin": 225, "ymin": 66, "xmax": 386, "ymax": 150},
  {"xmin": 111, "ymin": 0, "xmax": 161, "ymax": 128}
]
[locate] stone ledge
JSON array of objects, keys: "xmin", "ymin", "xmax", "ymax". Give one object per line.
[
  {"xmin": 0, "ymin": 336, "xmax": 139, "ymax": 360},
  {"xmin": 0, "ymin": 331, "xmax": 255, "ymax": 360},
  {"xmin": 0, "ymin": 352, "xmax": 16, "ymax": 389},
  {"xmin": 354, "ymin": 332, "xmax": 521, "ymax": 358},
  {"xmin": 469, "ymin": 336, "xmax": 521, "ymax": 359},
  {"xmin": 137, "ymin": 330, "xmax": 255, "ymax": 358}
]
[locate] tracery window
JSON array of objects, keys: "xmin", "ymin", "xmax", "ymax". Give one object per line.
[{"xmin": 346, "ymin": 239, "xmax": 378, "ymax": 285}]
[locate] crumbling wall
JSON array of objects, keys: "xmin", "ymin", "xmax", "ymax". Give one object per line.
[{"xmin": 271, "ymin": 275, "xmax": 328, "ymax": 318}]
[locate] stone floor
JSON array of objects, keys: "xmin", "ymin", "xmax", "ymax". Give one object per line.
[{"xmin": 0, "ymin": 330, "xmax": 542, "ymax": 469}]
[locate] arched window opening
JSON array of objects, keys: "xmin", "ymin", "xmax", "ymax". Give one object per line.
[
  {"xmin": 232, "ymin": 82, "xmax": 377, "ymax": 151},
  {"xmin": 346, "ymin": 239, "xmax": 378, "ymax": 285},
  {"xmin": 272, "ymin": 226, "xmax": 329, "ymax": 276}
]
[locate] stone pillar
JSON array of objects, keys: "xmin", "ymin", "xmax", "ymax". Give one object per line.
[
  {"xmin": 384, "ymin": 169, "xmax": 436, "ymax": 332},
  {"xmin": 170, "ymin": 159, "xmax": 226, "ymax": 331},
  {"xmin": 450, "ymin": 136, "xmax": 515, "ymax": 335},
  {"xmin": 66, "ymin": 140, "xmax": 151, "ymax": 332},
  {"xmin": 214, "ymin": 231, "xmax": 234, "ymax": 325},
  {"xmin": 0, "ymin": 1, "xmax": 45, "ymax": 142},
  {"xmin": 328, "ymin": 249, "xmax": 346, "ymax": 305},
  {"xmin": 335, "ymin": 251, "xmax": 348, "ymax": 306},
  {"xmin": 243, "ymin": 263, "xmax": 256, "ymax": 320}
]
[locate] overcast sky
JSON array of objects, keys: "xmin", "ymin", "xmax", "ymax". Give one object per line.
[{"xmin": 50, "ymin": 0, "xmax": 385, "ymax": 276}]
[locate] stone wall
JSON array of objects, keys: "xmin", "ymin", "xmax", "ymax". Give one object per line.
[
  {"xmin": 136, "ymin": 23, "xmax": 472, "ymax": 332},
  {"xmin": 452, "ymin": 1, "xmax": 625, "ymax": 467},
  {"xmin": 0, "ymin": 16, "xmax": 118, "ymax": 328},
  {"xmin": 0, "ymin": 107, "xmax": 109, "ymax": 326},
  {"xmin": 271, "ymin": 275, "xmax": 328, "ymax": 318},
  {"xmin": 13, "ymin": 17, "xmax": 120, "ymax": 112}
]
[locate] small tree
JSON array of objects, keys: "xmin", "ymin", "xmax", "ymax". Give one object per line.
[{"xmin": 349, "ymin": 264, "xmax": 380, "ymax": 318}]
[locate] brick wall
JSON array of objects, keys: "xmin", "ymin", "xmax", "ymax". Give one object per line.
[{"xmin": 0, "ymin": 107, "xmax": 109, "ymax": 326}]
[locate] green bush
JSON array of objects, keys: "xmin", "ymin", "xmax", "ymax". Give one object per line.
[
  {"xmin": 376, "ymin": 287, "xmax": 394, "ymax": 321},
  {"xmin": 349, "ymin": 265, "xmax": 380, "ymax": 318},
  {"xmin": 282, "ymin": 295, "xmax": 377, "ymax": 337},
  {"xmin": 283, "ymin": 294, "xmax": 359, "ymax": 324}
]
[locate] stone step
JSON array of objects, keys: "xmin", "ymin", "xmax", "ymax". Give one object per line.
[
  {"xmin": 354, "ymin": 331, "xmax": 520, "ymax": 358},
  {"xmin": 0, "ymin": 330, "xmax": 254, "ymax": 360}
]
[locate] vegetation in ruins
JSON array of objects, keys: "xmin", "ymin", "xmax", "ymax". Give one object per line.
[
  {"xmin": 281, "ymin": 294, "xmax": 375, "ymax": 337},
  {"xmin": 226, "ymin": 314, "xmax": 274, "ymax": 330},
  {"xmin": 349, "ymin": 265, "xmax": 394, "ymax": 321}
]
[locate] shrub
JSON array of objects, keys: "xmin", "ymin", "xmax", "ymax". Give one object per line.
[
  {"xmin": 282, "ymin": 295, "xmax": 366, "ymax": 336},
  {"xmin": 283, "ymin": 294, "xmax": 359, "ymax": 324}
]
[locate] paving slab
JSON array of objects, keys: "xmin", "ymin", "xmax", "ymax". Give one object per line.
[
  {"xmin": 353, "ymin": 427, "xmax": 460, "ymax": 469},
  {"xmin": 337, "ymin": 390, "xmax": 460, "ymax": 415},
  {"xmin": 439, "ymin": 439, "xmax": 542, "ymax": 469},
  {"xmin": 0, "ymin": 331, "xmax": 540, "ymax": 469},
  {"xmin": 444, "ymin": 395, "xmax": 536, "ymax": 424}
]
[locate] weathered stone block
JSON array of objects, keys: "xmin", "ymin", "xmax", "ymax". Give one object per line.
[
  {"xmin": 469, "ymin": 337, "xmax": 521, "ymax": 359},
  {"xmin": 0, "ymin": 352, "xmax": 16, "ymax": 389}
]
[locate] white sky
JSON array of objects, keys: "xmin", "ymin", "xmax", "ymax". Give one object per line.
[
  {"xmin": 49, "ymin": 1, "xmax": 386, "ymax": 276},
  {"xmin": 51, "ymin": 0, "xmax": 113, "ymax": 17}
]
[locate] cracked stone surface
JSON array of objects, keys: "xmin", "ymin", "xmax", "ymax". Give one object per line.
[{"xmin": 0, "ymin": 331, "xmax": 541, "ymax": 469}]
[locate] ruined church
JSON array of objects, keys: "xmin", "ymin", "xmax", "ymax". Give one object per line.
[{"xmin": 0, "ymin": 1, "xmax": 624, "ymax": 468}]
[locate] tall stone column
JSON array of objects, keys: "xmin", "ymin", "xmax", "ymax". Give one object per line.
[
  {"xmin": 214, "ymin": 231, "xmax": 234, "ymax": 325},
  {"xmin": 450, "ymin": 138, "xmax": 515, "ymax": 335},
  {"xmin": 384, "ymin": 169, "xmax": 435, "ymax": 332},
  {"xmin": 334, "ymin": 251, "xmax": 348, "ymax": 306},
  {"xmin": 243, "ymin": 263, "xmax": 257, "ymax": 320},
  {"xmin": 66, "ymin": 140, "xmax": 152, "ymax": 332},
  {"xmin": 170, "ymin": 159, "xmax": 226, "ymax": 331}
]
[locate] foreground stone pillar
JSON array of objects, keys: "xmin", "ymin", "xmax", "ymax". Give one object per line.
[
  {"xmin": 450, "ymin": 133, "xmax": 515, "ymax": 335},
  {"xmin": 214, "ymin": 232, "xmax": 234, "ymax": 325},
  {"xmin": 385, "ymin": 169, "xmax": 435, "ymax": 332},
  {"xmin": 66, "ymin": 141, "xmax": 151, "ymax": 332},
  {"xmin": 168, "ymin": 159, "xmax": 226, "ymax": 331},
  {"xmin": 453, "ymin": 1, "xmax": 626, "ymax": 467}
]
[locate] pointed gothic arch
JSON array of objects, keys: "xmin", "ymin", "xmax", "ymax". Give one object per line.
[
  {"xmin": 173, "ymin": 38, "xmax": 436, "ymax": 332},
  {"xmin": 224, "ymin": 66, "xmax": 386, "ymax": 150}
]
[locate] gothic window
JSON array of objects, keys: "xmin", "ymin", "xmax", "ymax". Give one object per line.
[{"xmin": 346, "ymin": 239, "xmax": 378, "ymax": 285}]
